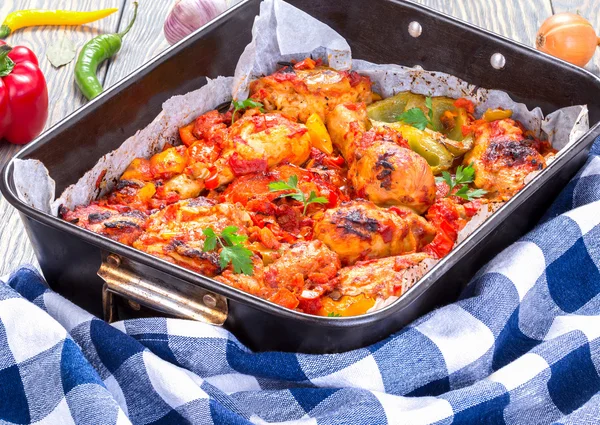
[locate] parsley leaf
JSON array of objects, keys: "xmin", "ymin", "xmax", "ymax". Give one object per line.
[
  {"xmin": 466, "ymin": 188, "xmax": 488, "ymax": 200},
  {"xmin": 454, "ymin": 185, "xmax": 470, "ymax": 200},
  {"xmin": 202, "ymin": 228, "xmax": 217, "ymax": 252},
  {"xmin": 307, "ymin": 191, "xmax": 328, "ymax": 205},
  {"xmin": 396, "ymin": 96, "xmax": 435, "ymax": 131},
  {"xmin": 396, "ymin": 107, "xmax": 429, "ymax": 130},
  {"xmin": 220, "ymin": 245, "xmax": 254, "ymax": 275},
  {"xmin": 435, "ymin": 171, "xmax": 455, "ymax": 191},
  {"xmin": 231, "ymin": 99, "xmax": 265, "ymax": 124},
  {"xmin": 269, "ymin": 174, "xmax": 328, "ymax": 215},
  {"xmin": 327, "ymin": 312, "xmax": 342, "ymax": 317},
  {"xmin": 426, "ymin": 96, "xmax": 433, "ymax": 124},
  {"xmin": 221, "ymin": 225, "xmax": 248, "ymax": 246},
  {"xmin": 202, "ymin": 226, "xmax": 254, "ymax": 275},
  {"xmin": 436, "ymin": 163, "xmax": 487, "ymax": 201},
  {"xmin": 455, "ymin": 164, "xmax": 475, "ymax": 185}
]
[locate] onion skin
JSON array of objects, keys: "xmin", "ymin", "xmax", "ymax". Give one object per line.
[
  {"xmin": 536, "ymin": 12, "xmax": 600, "ymax": 67},
  {"xmin": 164, "ymin": 0, "xmax": 228, "ymax": 45}
]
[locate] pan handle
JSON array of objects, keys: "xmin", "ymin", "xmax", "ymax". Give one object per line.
[{"xmin": 97, "ymin": 253, "xmax": 228, "ymax": 325}]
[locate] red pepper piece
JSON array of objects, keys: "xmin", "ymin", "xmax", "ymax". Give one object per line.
[
  {"xmin": 0, "ymin": 41, "xmax": 48, "ymax": 145},
  {"xmin": 326, "ymin": 190, "xmax": 338, "ymax": 208},
  {"xmin": 326, "ymin": 155, "xmax": 345, "ymax": 167}
]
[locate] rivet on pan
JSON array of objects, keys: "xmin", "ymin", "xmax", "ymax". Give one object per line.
[
  {"xmin": 203, "ymin": 294, "xmax": 217, "ymax": 308},
  {"xmin": 491, "ymin": 53, "xmax": 506, "ymax": 69},
  {"xmin": 107, "ymin": 254, "xmax": 121, "ymax": 267},
  {"xmin": 408, "ymin": 21, "xmax": 422, "ymax": 38}
]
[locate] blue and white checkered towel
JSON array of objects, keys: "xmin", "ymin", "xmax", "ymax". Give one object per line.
[{"xmin": 3, "ymin": 140, "xmax": 600, "ymax": 425}]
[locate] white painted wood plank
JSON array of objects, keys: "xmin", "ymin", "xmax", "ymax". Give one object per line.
[{"xmin": 0, "ymin": 0, "xmax": 123, "ymax": 275}]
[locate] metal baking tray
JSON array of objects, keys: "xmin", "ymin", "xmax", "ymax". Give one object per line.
[{"xmin": 3, "ymin": 0, "xmax": 600, "ymax": 353}]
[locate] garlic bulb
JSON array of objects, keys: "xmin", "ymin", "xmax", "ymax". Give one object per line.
[{"xmin": 164, "ymin": 0, "xmax": 233, "ymax": 45}]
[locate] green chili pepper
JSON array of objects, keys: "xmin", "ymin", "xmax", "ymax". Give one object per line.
[{"xmin": 75, "ymin": 2, "xmax": 138, "ymax": 100}]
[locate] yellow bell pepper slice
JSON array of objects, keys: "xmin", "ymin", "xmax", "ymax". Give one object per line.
[
  {"xmin": 482, "ymin": 108, "xmax": 513, "ymax": 122},
  {"xmin": 136, "ymin": 183, "xmax": 156, "ymax": 202},
  {"xmin": 306, "ymin": 113, "xmax": 333, "ymax": 154},
  {"xmin": 319, "ymin": 294, "xmax": 376, "ymax": 317}
]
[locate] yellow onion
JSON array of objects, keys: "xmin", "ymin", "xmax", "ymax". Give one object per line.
[{"xmin": 536, "ymin": 12, "xmax": 600, "ymax": 67}]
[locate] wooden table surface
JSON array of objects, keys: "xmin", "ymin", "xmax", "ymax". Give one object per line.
[{"xmin": 0, "ymin": 0, "xmax": 597, "ymax": 275}]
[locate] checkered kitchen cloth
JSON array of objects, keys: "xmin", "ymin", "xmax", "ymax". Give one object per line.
[{"xmin": 3, "ymin": 142, "xmax": 600, "ymax": 425}]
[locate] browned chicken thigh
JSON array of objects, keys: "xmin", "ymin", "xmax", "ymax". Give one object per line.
[
  {"xmin": 313, "ymin": 200, "xmax": 436, "ymax": 265},
  {"xmin": 464, "ymin": 119, "xmax": 547, "ymax": 201},
  {"xmin": 350, "ymin": 127, "xmax": 436, "ymax": 214},
  {"xmin": 249, "ymin": 58, "xmax": 372, "ymax": 123},
  {"xmin": 133, "ymin": 198, "xmax": 253, "ymax": 276}
]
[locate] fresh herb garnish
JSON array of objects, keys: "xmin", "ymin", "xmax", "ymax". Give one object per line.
[
  {"xmin": 435, "ymin": 163, "xmax": 487, "ymax": 201},
  {"xmin": 202, "ymin": 226, "xmax": 254, "ymax": 275},
  {"xmin": 231, "ymin": 99, "xmax": 265, "ymax": 124},
  {"xmin": 396, "ymin": 96, "xmax": 435, "ymax": 131},
  {"xmin": 268, "ymin": 174, "xmax": 328, "ymax": 215},
  {"xmin": 327, "ymin": 312, "xmax": 342, "ymax": 317}
]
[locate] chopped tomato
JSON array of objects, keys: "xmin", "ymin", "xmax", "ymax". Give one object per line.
[
  {"xmin": 435, "ymin": 181, "xmax": 451, "ymax": 199},
  {"xmin": 422, "ymin": 230, "xmax": 455, "ymax": 259},
  {"xmin": 228, "ymin": 153, "xmax": 268, "ymax": 176},
  {"xmin": 194, "ymin": 110, "xmax": 228, "ymax": 140},
  {"xmin": 298, "ymin": 296, "xmax": 322, "ymax": 315},
  {"xmin": 204, "ymin": 167, "xmax": 219, "ymax": 190},
  {"xmin": 454, "ymin": 98, "xmax": 475, "ymax": 114},
  {"xmin": 269, "ymin": 288, "xmax": 299, "ymax": 310},
  {"xmin": 463, "ymin": 200, "xmax": 481, "ymax": 217},
  {"xmin": 347, "ymin": 71, "xmax": 365, "ymax": 88},
  {"xmin": 294, "ymin": 57, "xmax": 317, "ymax": 70},
  {"xmin": 273, "ymin": 72, "xmax": 298, "ymax": 83}
]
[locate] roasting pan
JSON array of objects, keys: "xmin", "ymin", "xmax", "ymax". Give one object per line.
[{"xmin": 3, "ymin": 0, "xmax": 600, "ymax": 353}]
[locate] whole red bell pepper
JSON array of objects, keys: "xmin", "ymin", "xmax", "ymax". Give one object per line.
[{"xmin": 0, "ymin": 40, "xmax": 48, "ymax": 145}]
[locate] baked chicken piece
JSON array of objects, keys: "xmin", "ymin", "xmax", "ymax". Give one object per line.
[
  {"xmin": 118, "ymin": 145, "xmax": 204, "ymax": 206},
  {"xmin": 249, "ymin": 58, "xmax": 372, "ymax": 123},
  {"xmin": 216, "ymin": 240, "xmax": 340, "ymax": 312},
  {"xmin": 464, "ymin": 118, "xmax": 548, "ymax": 201},
  {"xmin": 313, "ymin": 200, "xmax": 436, "ymax": 265},
  {"xmin": 327, "ymin": 102, "xmax": 436, "ymax": 213},
  {"xmin": 333, "ymin": 253, "xmax": 431, "ymax": 300},
  {"xmin": 60, "ymin": 203, "xmax": 147, "ymax": 246},
  {"xmin": 350, "ymin": 127, "xmax": 436, "ymax": 214},
  {"xmin": 133, "ymin": 197, "xmax": 253, "ymax": 276},
  {"xmin": 192, "ymin": 110, "xmax": 312, "ymax": 188},
  {"xmin": 326, "ymin": 102, "xmax": 370, "ymax": 159}
]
